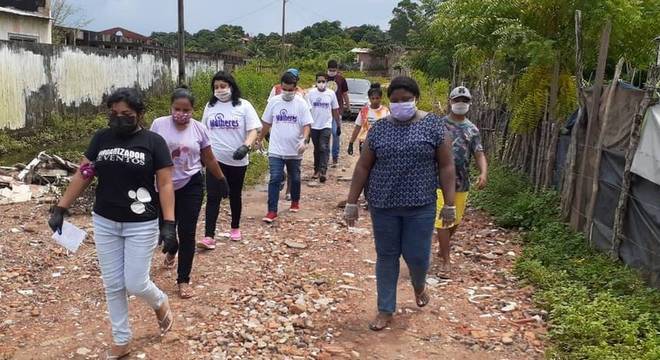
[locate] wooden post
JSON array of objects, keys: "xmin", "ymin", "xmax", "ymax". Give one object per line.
[
  {"xmin": 561, "ymin": 10, "xmax": 585, "ymax": 219},
  {"xmin": 584, "ymin": 57, "xmax": 625, "ymax": 245},
  {"xmin": 576, "ymin": 20, "xmax": 611, "ymax": 237},
  {"xmin": 543, "ymin": 56, "xmax": 562, "ymax": 188},
  {"xmin": 177, "ymin": 0, "xmax": 185, "ymax": 85},
  {"xmin": 610, "ymin": 37, "xmax": 660, "ymax": 258}
]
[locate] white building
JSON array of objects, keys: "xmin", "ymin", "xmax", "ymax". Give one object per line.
[{"xmin": 0, "ymin": 0, "xmax": 52, "ymax": 44}]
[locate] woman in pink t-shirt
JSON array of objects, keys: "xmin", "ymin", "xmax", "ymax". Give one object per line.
[{"xmin": 150, "ymin": 87, "xmax": 228, "ymax": 299}]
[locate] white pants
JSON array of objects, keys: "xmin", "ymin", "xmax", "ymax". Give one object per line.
[{"xmin": 93, "ymin": 213, "xmax": 166, "ymax": 345}]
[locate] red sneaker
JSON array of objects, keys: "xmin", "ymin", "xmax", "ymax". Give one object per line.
[
  {"xmin": 290, "ymin": 202, "xmax": 300, "ymax": 213},
  {"xmin": 262, "ymin": 212, "xmax": 278, "ymax": 223}
]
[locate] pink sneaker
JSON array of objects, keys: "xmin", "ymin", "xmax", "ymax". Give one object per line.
[
  {"xmin": 230, "ymin": 228, "xmax": 242, "ymax": 241},
  {"xmin": 197, "ymin": 237, "xmax": 216, "ymax": 250}
]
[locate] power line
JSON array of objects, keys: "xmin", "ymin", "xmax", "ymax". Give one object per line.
[{"xmin": 222, "ymin": 0, "xmax": 281, "ymax": 26}]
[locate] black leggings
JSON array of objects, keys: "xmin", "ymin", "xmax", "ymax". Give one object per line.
[
  {"xmin": 172, "ymin": 172, "xmax": 204, "ymax": 284},
  {"xmin": 205, "ymin": 162, "xmax": 247, "ymax": 236}
]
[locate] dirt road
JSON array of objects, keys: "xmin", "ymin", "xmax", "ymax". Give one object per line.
[{"xmin": 0, "ymin": 153, "xmax": 547, "ymax": 359}]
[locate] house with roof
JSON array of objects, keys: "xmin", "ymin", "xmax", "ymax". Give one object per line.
[{"xmin": 0, "ymin": 0, "xmax": 52, "ymax": 44}]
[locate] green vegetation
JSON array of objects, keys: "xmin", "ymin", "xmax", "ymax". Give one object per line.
[{"xmin": 471, "ymin": 166, "xmax": 660, "ymax": 359}]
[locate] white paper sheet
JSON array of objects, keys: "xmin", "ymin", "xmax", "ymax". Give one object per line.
[{"xmin": 52, "ymin": 221, "xmax": 86, "ymax": 253}]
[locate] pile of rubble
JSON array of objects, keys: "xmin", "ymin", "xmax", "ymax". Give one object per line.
[{"xmin": 0, "ymin": 152, "xmax": 78, "ymax": 205}]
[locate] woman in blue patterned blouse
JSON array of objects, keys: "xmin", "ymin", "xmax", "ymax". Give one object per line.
[{"xmin": 344, "ymin": 76, "xmax": 457, "ymax": 331}]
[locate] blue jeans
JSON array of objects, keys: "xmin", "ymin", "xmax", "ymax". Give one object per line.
[
  {"xmin": 93, "ymin": 213, "xmax": 167, "ymax": 345},
  {"xmin": 332, "ymin": 120, "xmax": 340, "ymax": 161},
  {"xmin": 369, "ymin": 203, "xmax": 436, "ymax": 314},
  {"xmin": 268, "ymin": 157, "xmax": 301, "ymax": 212}
]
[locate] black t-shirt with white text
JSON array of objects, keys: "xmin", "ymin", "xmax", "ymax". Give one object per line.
[{"xmin": 84, "ymin": 128, "xmax": 173, "ymax": 222}]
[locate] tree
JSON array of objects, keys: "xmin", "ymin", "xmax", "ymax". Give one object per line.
[
  {"xmin": 388, "ymin": 0, "xmax": 419, "ymax": 45},
  {"xmin": 51, "ymin": 0, "xmax": 92, "ymax": 44}
]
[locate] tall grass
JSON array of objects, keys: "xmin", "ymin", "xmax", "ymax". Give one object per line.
[{"xmin": 471, "ymin": 165, "xmax": 660, "ymax": 359}]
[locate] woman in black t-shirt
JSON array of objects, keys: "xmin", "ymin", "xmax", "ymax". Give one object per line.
[{"xmin": 48, "ymin": 88, "xmax": 176, "ymax": 359}]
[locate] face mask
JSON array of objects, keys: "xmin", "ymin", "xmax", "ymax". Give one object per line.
[
  {"xmin": 109, "ymin": 115, "xmax": 138, "ymax": 137},
  {"xmin": 451, "ymin": 102, "xmax": 470, "ymax": 115},
  {"xmin": 215, "ymin": 89, "xmax": 232, "ymax": 102},
  {"xmin": 390, "ymin": 101, "xmax": 417, "ymax": 122},
  {"xmin": 327, "ymin": 70, "xmax": 337, "ymax": 77},
  {"xmin": 172, "ymin": 111, "xmax": 191, "ymax": 125},
  {"xmin": 282, "ymin": 91, "xmax": 296, "ymax": 101},
  {"xmin": 317, "ymin": 82, "xmax": 327, "ymax": 90}
]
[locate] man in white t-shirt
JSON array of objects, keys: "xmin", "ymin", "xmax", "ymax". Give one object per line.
[
  {"xmin": 256, "ymin": 72, "xmax": 313, "ymax": 223},
  {"xmin": 306, "ymin": 72, "xmax": 340, "ymax": 183}
]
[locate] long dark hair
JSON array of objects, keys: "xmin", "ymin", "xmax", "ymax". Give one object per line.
[
  {"xmin": 106, "ymin": 87, "xmax": 146, "ymax": 125},
  {"xmin": 208, "ymin": 71, "xmax": 242, "ymax": 107}
]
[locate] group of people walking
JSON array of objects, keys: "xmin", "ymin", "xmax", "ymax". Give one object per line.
[{"xmin": 47, "ymin": 59, "xmax": 487, "ymax": 357}]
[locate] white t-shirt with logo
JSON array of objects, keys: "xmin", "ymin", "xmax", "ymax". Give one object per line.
[
  {"xmin": 306, "ymin": 88, "xmax": 339, "ymax": 130},
  {"xmin": 262, "ymin": 95, "xmax": 313, "ymax": 159},
  {"xmin": 202, "ymin": 99, "xmax": 262, "ymax": 167}
]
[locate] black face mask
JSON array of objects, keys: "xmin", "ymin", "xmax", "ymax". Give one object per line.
[{"xmin": 108, "ymin": 115, "xmax": 139, "ymax": 137}]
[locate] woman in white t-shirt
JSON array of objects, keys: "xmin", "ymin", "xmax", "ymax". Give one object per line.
[{"xmin": 198, "ymin": 71, "xmax": 262, "ymax": 247}]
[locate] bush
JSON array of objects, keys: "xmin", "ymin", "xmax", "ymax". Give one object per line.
[{"xmin": 472, "ymin": 164, "xmax": 660, "ymax": 359}]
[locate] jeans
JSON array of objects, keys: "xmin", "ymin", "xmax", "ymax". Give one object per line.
[
  {"xmin": 93, "ymin": 213, "xmax": 167, "ymax": 345},
  {"xmin": 311, "ymin": 128, "xmax": 332, "ymax": 175},
  {"xmin": 205, "ymin": 162, "xmax": 247, "ymax": 235},
  {"xmin": 369, "ymin": 203, "xmax": 436, "ymax": 314},
  {"xmin": 332, "ymin": 120, "xmax": 341, "ymax": 161},
  {"xmin": 170, "ymin": 172, "xmax": 203, "ymax": 284},
  {"xmin": 268, "ymin": 157, "xmax": 301, "ymax": 212}
]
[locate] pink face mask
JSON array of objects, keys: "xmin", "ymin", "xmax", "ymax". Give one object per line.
[{"xmin": 172, "ymin": 111, "xmax": 191, "ymax": 125}]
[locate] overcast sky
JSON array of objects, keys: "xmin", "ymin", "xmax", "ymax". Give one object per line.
[{"xmin": 67, "ymin": 0, "xmax": 400, "ymax": 36}]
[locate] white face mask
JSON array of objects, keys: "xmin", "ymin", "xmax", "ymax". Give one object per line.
[
  {"xmin": 215, "ymin": 89, "xmax": 232, "ymax": 102},
  {"xmin": 282, "ymin": 91, "xmax": 296, "ymax": 101},
  {"xmin": 390, "ymin": 100, "xmax": 417, "ymax": 121},
  {"xmin": 451, "ymin": 102, "xmax": 470, "ymax": 115}
]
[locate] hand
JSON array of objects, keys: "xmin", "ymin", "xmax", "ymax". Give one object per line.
[
  {"xmin": 218, "ymin": 177, "xmax": 230, "ymax": 199},
  {"xmin": 48, "ymin": 206, "xmax": 68, "ymax": 235},
  {"xmin": 344, "ymin": 203, "xmax": 359, "ymax": 227},
  {"xmin": 347, "ymin": 142, "xmax": 354, "ymax": 156},
  {"xmin": 233, "ymin": 145, "xmax": 250, "ymax": 160},
  {"xmin": 335, "ymin": 124, "xmax": 342, "ymax": 137},
  {"xmin": 476, "ymin": 174, "xmax": 488, "ymax": 190},
  {"xmin": 297, "ymin": 141, "xmax": 308, "ymax": 155},
  {"xmin": 440, "ymin": 205, "xmax": 456, "ymax": 227},
  {"xmin": 160, "ymin": 220, "xmax": 178, "ymax": 254},
  {"xmin": 254, "ymin": 140, "xmax": 263, "ymax": 151}
]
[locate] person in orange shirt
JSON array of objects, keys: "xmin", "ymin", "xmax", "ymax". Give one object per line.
[{"xmin": 347, "ymin": 83, "xmax": 390, "ymax": 155}]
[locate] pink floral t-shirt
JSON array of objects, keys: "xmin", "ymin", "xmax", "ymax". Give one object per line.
[{"xmin": 150, "ymin": 116, "xmax": 211, "ymax": 190}]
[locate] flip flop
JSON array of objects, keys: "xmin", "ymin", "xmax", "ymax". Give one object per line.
[
  {"xmin": 415, "ymin": 288, "xmax": 430, "ymax": 308},
  {"xmin": 178, "ymin": 283, "xmax": 194, "ymax": 299},
  {"xmin": 368, "ymin": 312, "xmax": 393, "ymax": 331},
  {"xmin": 156, "ymin": 299, "xmax": 174, "ymax": 336},
  {"xmin": 104, "ymin": 344, "xmax": 130, "ymax": 360}
]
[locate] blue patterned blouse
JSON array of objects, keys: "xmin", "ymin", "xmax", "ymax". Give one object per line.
[{"xmin": 366, "ymin": 113, "xmax": 446, "ymax": 208}]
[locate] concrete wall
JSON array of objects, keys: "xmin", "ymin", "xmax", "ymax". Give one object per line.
[
  {"xmin": 0, "ymin": 12, "xmax": 52, "ymax": 44},
  {"xmin": 0, "ymin": 40, "xmax": 225, "ymax": 130}
]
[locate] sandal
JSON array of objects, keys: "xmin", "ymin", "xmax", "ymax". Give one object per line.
[
  {"xmin": 155, "ymin": 298, "xmax": 174, "ymax": 336},
  {"xmin": 163, "ymin": 253, "xmax": 175, "ymax": 269},
  {"xmin": 104, "ymin": 344, "xmax": 130, "ymax": 359},
  {"xmin": 437, "ymin": 262, "xmax": 452, "ymax": 280},
  {"xmin": 368, "ymin": 312, "xmax": 393, "ymax": 331},
  {"xmin": 178, "ymin": 283, "xmax": 194, "ymax": 299},
  {"xmin": 415, "ymin": 287, "xmax": 430, "ymax": 308}
]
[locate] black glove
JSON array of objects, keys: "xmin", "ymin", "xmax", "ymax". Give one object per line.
[
  {"xmin": 347, "ymin": 142, "xmax": 354, "ymax": 155},
  {"xmin": 233, "ymin": 145, "xmax": 250, "ymax": 160},
  {"xmin": 48, "ymin": 206, "xmax": 68, "ymax": 235},
  {"xmin": 160, "ymin": 220, "xmax": 178, "ymax": 254},
  {"xmin": 336, "ymin": 124, "xmax": 342, "ymax": 137},
  {"xmin": 218, "ymin": 177, "xmax": 230, "ymax": 199}
]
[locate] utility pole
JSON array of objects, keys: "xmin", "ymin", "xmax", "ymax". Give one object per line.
[
  {"xmin": 281, "ymin": 0, "xmax": 286, "ymax": 68},
  {"xmin": 177, "ymin": 0, "xmax": 185, "ymax": 85}
]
